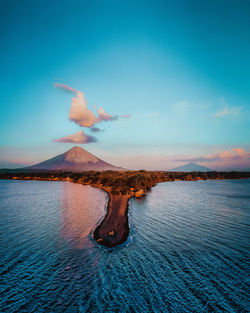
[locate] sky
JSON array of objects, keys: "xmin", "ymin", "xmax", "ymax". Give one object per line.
[{"xmin": 1, "ymin": 0, "xmax": 250, "ymax": 170}]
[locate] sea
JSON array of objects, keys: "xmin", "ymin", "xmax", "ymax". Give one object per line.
[{"xmin": 0, "ymin": 179, "xmax": 249, "ymax": 313}]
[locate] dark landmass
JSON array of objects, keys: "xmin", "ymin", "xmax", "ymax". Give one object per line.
[{"xmin": 1, "ymin": 170, "xmax": 250, "ymax": 247}]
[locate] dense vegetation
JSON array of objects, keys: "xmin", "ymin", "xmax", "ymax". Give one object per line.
[{"xmin": 1, "ymin": 170, "xmax": 250, "ymax": 196}]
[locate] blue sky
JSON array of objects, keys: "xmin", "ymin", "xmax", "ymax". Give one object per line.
[{"xmin": 1, "ymin": 0, "xmax": 250, "ymax": 170}]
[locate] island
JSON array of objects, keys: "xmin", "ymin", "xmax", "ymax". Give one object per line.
[{"xmin": 1, "ymin": 170, "xmax": 250, "ymax": 247}]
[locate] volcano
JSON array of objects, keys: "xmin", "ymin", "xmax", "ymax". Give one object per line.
[
  {"xmin": 24, "ymin": 146, "xmax": 123, "ymax": 172},
  {"xmin": 170, "ymin": 162, "xmax": 212, "ymax": 172}
]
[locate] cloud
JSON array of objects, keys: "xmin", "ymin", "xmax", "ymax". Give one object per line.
[
  {"xmin": 55, "ymin": 83, "xmax": 130, "ymax": 130},
  {"xmin": 232, "ymin": 148, "xmax": 245, "ymax": 157},
  {"xmin": 214, "ymin": 104, "xmax": 242, "ymax": 118},
  {"xmin": 169, "ymin": 147, "xmax": 250, "ymax": 171},
  {"xmin": 177, "ymin": 148, "xmax": 250, "ymax": 163},
  {"xmin": 53, "ymin": 130, "xmax": 97, "ymax": 144},
  {"xmin": 175, "ymin": 101, "xmax": 189, "ymax": 107},
  {"xmin": 172, "ymin": 101, "xmax": 190, "ymax": 114},
  {"xmin": 69, "ymin": 92, "xmax": 99, "ymax": 127},
  {"xmin": 94, "ymin": 106, "xmax": 130, "ymax": 122},
  {"xmin": 90, "ymin": 127, "xmax": 101, "ymax": 132},
  {"xmin": 54, "ymin": 82, "xmax": 78, "ymax": 94},
  {"xmin": 54, "ymin": 77, "xmax": 64, "ymax": 82},
  {"xmin": 69, "ymin": 91, "xmax": 129, "ymax": 127},
  {"xmin": 98, "ymin": 106, "xmax": 116, "ymax": 122}
]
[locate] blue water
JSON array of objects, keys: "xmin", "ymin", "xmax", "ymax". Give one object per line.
[{"xmin": 0, "ymin": 179, "xmax": 249, "ymax": 312}]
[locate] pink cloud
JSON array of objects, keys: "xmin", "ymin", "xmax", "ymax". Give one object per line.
[
  {"xmin": 97, "ymin": 107, "xmax": 115, "ymax": 122},
  {"xmin": 174, "ymin": 148, "xmax": 250, "ymax": 170},
  {"xmin": 54, "ymin": 83, "xmax": 78, "ymax": 94},
  {"xmin": 55, "ymin": 83, "xmax": 130, "ymax": 129},
  {"xmin": 205, "ymin": 148, "xmax": 249, "ymax": 161},
  {"xmin": 232, "ymin": 148, "xmax": 245, "ymax": 157},
  {"xmin": 178, "ymin": 148, "xmax": 249, "ymax": 162},
  {"xmin": 69, "ymin": 92, "xmax": 129, "ymax": 127},
  {"xmin": 69, "ymin": 92, "xmax": 99, "ymax": 127},
  {"xmin": 53, "ymin": 130, "xmax": 97, "ymax": 144}
]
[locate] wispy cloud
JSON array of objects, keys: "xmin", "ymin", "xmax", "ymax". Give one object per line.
[
  {"xmin": 97, "ymin": 106, "xmax": 117, "ymax": 122},
  {"xmin": 214, "ymin": 104, "xmax": 242, "ymax": 118},
  {"xmin": 54, "ymin": 82, "xmax": 78, "ymax": 94},
  {"xmin": 177, "ymin": 148, "xmax": 250, "ymax": 163},
  {"xmin": 54, "ymin": 77, "xmax": 64, "ymax": 82},
  {"xmin": 232, "ymin": 148, "xmax": 245, "ymax": 157},
  {"xmin": 174, "ymin": 101, "xmax": 189, "ymax": 108},
  {"xmin": 172, "ymin": 101, "xmax": 190, "ymax": 114},
  {"xmin": 53, "ymin": 130, "xmax": 97, "ymax": 144}
]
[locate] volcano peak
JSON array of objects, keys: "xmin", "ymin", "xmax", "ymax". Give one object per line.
[{"xmin": 24, "ymin": 146, "xmax": 123, "ymax": 171}]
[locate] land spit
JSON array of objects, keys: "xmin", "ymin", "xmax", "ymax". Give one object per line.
[
  {"xmin": 1, "ymin": 170, "xmax": 250, "ymax": 247},
  {"xmin": 93, "ymin": 192, "xmax": 133, "ymax": 247}
]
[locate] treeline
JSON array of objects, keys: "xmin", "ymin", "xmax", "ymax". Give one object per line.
[{"xmin": 0, "ymin": 170, "xmax": 250, "ymax": 196}]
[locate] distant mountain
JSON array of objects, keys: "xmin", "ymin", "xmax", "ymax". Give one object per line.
[
  {"xmin": 23, "ymin": 146, "xmax": 123, "ymax": 172},
  {"xmin": 170, "ymin": 162, "xmax": 213, "ymax": 172},
  {"xmin": 0, "ymin": 161, "xmax": 29, "ymax": 169}
]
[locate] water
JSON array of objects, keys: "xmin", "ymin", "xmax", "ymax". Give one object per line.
[{"xmin": 0, "ymin": 179, "xmax": 249, "ymax": 312}]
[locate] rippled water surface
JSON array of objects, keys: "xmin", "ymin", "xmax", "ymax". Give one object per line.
[{"xmin": 0, "ymin": 179, "xmax": 249, "ymax": 312}]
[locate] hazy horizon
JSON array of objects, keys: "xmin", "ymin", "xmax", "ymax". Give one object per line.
[{"xmin": 1, "ymin": 145, "xmax": 249, "ymax": 172}]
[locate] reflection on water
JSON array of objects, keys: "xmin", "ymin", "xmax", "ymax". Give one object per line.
[
  {"xmin": 0, "ymin": 179, "xmax": 249, "ymax": 312},
  {"xmin": 60, "ymin": 183, "xmax": 107, "ymax": 248}
]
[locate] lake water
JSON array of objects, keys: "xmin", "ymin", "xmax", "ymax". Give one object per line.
[{"xmin": 0, "ymin": 179, "xmax": 249, "ymax": 312}]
